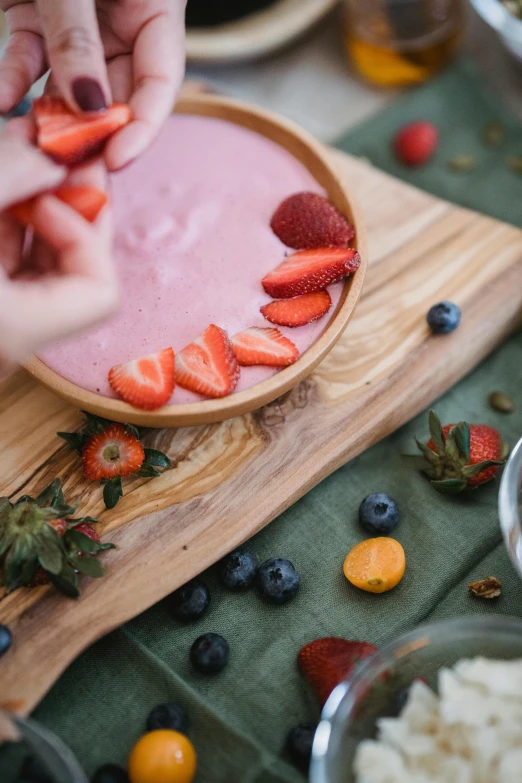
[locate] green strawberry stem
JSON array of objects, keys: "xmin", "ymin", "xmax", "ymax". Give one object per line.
[
  {"xmin": 414, "ymin": 410, "xmax": 504, "ymax": 495},
  {"xmin": 0, "ymin": 478, "xmax": 115, "ymax": 598}
]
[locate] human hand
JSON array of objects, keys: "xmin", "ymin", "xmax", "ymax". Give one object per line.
[
  {"xmin": 0, "ymin": 133, "xmax": 117, "ymax": 368},
  {"xmin": 0, "ymin": 0, "xmax": 186, "ymax": 169}
]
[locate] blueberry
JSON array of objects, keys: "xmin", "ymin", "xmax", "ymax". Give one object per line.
[
  {"xmin": 256, "ymin": 558, "xmax": 300, "ymax": 604},
  {"xmin": 19, "ymin": 756, "xmax": 52, "ymax": 783},
  {"xmin": 8, "ymin": 96, "xmax": 32, "ymax": 118},
  {"xmin": 286, "ymin": 723, "xmax": 317, "ymax": 771},
  {"xmin": 219, "ymin": 549, "xmax": 258, "ymax": 590},
  {"xmin": 91, "ymin": 764, "xmax": 129, "ymax": 783},
  {"xmin": 358, "ymin": 493, "xmax": 400, "ymax": 535},
  {"xmin": 190, "ymin": 632, "xmax": 229, "ymax": 673},
  {"xmin": 426, "ymin": 301, "xmax": 461, "ymax": 334},
  {"xmin": 146, "ymin": 702, "xmax": 188, "ymax": 733},
  {"xmin": 0, "ymin": 624, "xmax": 12, "ymax": 656},
  {"xmin": 169, "ymin": 579, "xmax": 210, "ymax": 622}
]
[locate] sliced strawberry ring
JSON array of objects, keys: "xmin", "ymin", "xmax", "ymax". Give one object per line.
[
  {"xmin": 82, "ymin": 423, "xmax": 145, "ymax": 480},
  {"xmin": 262, "ymin": 247, "xmax": 360, "ymax": 299},
  {"xmin": 108, "ymin": 347, "xmax": 175, "ymax": 411},
  {"xmin": 231, "ymin": 327, "xmax": 299, "ymax": 367},
  {"xmin": 176, "ymin": 325, "xmax": 240, "ymax": 398},
  {"xmin": 261, "ymin": 290, "xmax": 332, "ymax": 328}
]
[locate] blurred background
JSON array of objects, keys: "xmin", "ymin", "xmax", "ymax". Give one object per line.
[{"xmin": 2, "ymin": 0, "xmax": 522, "ymax": 141}]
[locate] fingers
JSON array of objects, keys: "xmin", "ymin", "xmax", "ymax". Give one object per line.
[
  {"xmin": 0, "ymin": 139, "xmax": 66, "ymax": 209},
  {"xmin": 0, "ymin": 193, "xmax": 118, "ymax": 361},
  {"xmin": 0, "ymin": 271, "xmax": 118, "ymax": 361},
  {"xmin": 105, "ymin": 7, "xmax": 185, "ymax": 170},
  {"xmin": 30, "ymin": 191, "xmax": 114, "ymax": 281},
  {"xmin": 2, "ymin": 114, "xmax": 37, "ymax": 143},
  {"xmin": 0, "ymin": 214, "xmax": 24, "ymax": 278},
  {"xmin": 0, "ymin": 30, "xmax": 46, "ymax": 113},
  {"xmin": 26, "ymin": 156, "xmax": 110, "ymax": 274},
  {"xmin": 36, "ymin": 0, "xmax": 111, "ymax": 113},
  {"xmin": 106, "ymin": 54, "xmax": 134, "ymax": 104}
]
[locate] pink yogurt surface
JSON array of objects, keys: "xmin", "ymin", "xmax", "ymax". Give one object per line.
[{"xmin": 38, "ymin": 114, "xmax": 343, "ymax": 404}]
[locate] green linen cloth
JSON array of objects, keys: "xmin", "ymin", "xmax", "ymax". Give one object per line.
[
  {"xmin": 337, "ymin": 59, "xmax": 522, "ymax": 228},
  {"xmin": 2, "ymin": 59, "xmax": 522, "ymax": 782}
]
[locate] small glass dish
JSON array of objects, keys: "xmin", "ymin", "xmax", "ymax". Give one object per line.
[
  {"xmin": 499, "ymin": 435, "xmax": 522, "ymax": 578},
  {"xmin": 470, "ymin": 0, "xmax": 522, "ymax": 62},
  {"xmin": 0, "ymin": 711, "xmax": 87, "ymax": 783},
  {"xmin": 309, "ymin": 616, "xmax": 522, "ymax": 783}
]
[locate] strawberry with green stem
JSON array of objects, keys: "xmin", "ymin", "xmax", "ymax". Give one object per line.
[
  {"xmin": 0, "ymin": 478, "xmax": 115, "ymax": 598},
  {"xmin": 413, "ymin": 410, "xmax": 504, "ymax": 494},
  {"xmin": 58, "ymin": 411, "xmax": 170, "ymax": 509}
]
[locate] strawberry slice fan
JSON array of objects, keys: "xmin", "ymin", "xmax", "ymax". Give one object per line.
[{"xmin": 103, "ymin": 191, "xmax": 360, "ymax": 409}]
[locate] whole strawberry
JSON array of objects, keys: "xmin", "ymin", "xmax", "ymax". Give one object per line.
[
  {"xmin": 270, "ymin": 192, "xmax": 355, "ymax": 250},
  {"xmin": 415, "ymin": 410, "xmax": 504, "ymax": 494},
  {"xmin": 393, "ymin": 121, "xmax": 438, "ymax": 167},
  {"xmin": 298, "ymin": 637, "xmax": 377, "ymax": 705},
  {"xmin": 29, "ymin": 521, "xmax": 102, "ymax": 587},
  {"xmin": 0, "ymin": 478, "xmax": 115, "ymax": 597}
]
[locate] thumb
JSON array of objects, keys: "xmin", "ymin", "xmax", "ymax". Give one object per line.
[
  {"xmin": 36, "ymin": 0, "xmax": 111, "ymax": 113},
  {"xmin": 0, "ymin": 140, "xmax": 66, "ymax": 210}
]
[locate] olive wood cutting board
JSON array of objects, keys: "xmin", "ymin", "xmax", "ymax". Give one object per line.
[{"xmin": 1, "ymin": 150, "xmax": 522, "ymax": 716}]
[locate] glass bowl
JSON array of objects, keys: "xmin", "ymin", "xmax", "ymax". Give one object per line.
[
  {"xmin": 309, "ymin": 616, "xmax": 522, "ymax": 783},
  {"xmin": 0, "ymin": 711, "xmax": 87, "ymax": 783},
  {"xmin": 499, "ymin": 435, "xmax": 522, "ymax": 578},
  {"xmin": 470, "ymin": 0, "xmax": 522, "ymax": 61}
]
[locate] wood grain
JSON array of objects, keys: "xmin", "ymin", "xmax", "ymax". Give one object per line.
[{"xmin": 1, "ymin": 152, "xmax": 522, "ymax": 716}]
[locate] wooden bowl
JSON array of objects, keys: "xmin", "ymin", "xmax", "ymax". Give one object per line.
[
  {"xmin": 186, "ymin": 0, "xmax": 339, "ymax": 64},
  {"xmin": 24, "ymin": 94, "xmax": 367, "ymax": 428}
]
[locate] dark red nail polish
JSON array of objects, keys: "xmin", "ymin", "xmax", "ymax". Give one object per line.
[{"xmin": 72, "ymin": 77, "xmax": 107, "ymax": 112}]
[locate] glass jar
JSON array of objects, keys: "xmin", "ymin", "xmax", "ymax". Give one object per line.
[
  {"xmin": 0, "ymin": 711, "xmax": 87, "ymax": 783},
  {"xmin": 310, "ymin": 616, "xmax": 522, "ymax": 783},
  {"xmin": 343, "ymin": 0, "xmax": 466, "ymax": 87}
]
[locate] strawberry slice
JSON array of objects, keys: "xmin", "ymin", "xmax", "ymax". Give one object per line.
[
  {"xmin": 176, "ymin": 325, "xmax": 240, "ymax": 398},
  {"xmin": 270, "ymin": 192, "xmax": 355, "ymax": 249},
  {"xmin": 34, "ymin": 96, "xmax": 131, "ymax": 166},
  {"xmin": 10, "ymin": 186, "xmax": 107, "ymax": 226},
  {"xmin": 261, "ymin": 290, "xmax": 332, "ymax": 328},
  {"xmin": 82, "ymin": 423, "xmax": 145, "ymax": 481},
  {"xmin": 231, "ymin": 327, "xmax": 299, "ymax": 367},
  {"xmin": 108, "ymin": 348, "xmax": 175, "ymax": 411},
  {"xmin": 262, "ymin": 247, "xmax": 360, "ymax": 299},
  {"xmin": 298, "ymin": 638, "xmax": 378, "ymax": 706}
]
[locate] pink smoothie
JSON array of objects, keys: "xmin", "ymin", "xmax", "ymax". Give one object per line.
[{"xmin": 38, "ymin": 115, "xmax": 343, "ymax": 404}]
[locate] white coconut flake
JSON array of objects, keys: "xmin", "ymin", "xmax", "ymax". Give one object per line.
[{"xmin": 353, "ymin": 656, "xmax": 522, "ymax": 783}]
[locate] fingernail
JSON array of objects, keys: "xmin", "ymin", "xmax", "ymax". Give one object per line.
[{"xmin": 72, "ymin": 77, "xmax": 107, "ymax": 112}]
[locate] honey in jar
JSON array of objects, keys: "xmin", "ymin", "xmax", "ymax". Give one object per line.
[{"xmin": 343, "ymin": 0, "xmax": 465, "ymax": 87}]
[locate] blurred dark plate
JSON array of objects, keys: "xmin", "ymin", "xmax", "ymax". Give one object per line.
[{"xmin": 186, "ymin": 0, "xmax": 339, "ymax": 64}]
